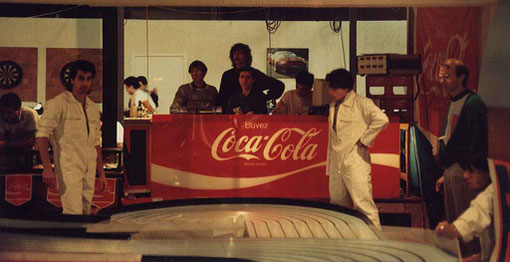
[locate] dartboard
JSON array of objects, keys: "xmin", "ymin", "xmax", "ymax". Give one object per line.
[
  {"xmin": 0, "ymin": 61, "xmax": 23, "ymax": 90},
  {"xmin": 60, "ymin": 61, "xmax": 73, "ymax": 88}
]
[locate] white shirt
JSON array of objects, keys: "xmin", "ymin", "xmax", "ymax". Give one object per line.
[
  {"xmin": 275, "ymin": 90, "xmax": 312, "ymax": 115},
  {"xmin": 132, "ymin": 89, "xmax": 156, "ymax": 112}
]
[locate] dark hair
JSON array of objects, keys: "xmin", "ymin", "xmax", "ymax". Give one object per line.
[
  {"xmin": 124, "ymin": 76, "xmax": 140, "ymax": 89},
  {"xmin": 238, "ymin": 66, "xmax": 256, "ymax": 78},
  {"xmin": 229, "ymin": 43, "xmax": 252, "ymax": 67},
  {"xmin": 441, "ymin": 59, "xmax": 470, "ymax": 87},
  {"xmin": 69, "ymin": 60, "xmax": 96, "ymax": 80},
  {"xmin": 459, "ymin": 155, "xmax": 489, "ymax": 173},
  {"xmin": 296, "ymin": 70, "xmax": 314, "ymax": 87},
  {"xmin": 0, "ymin": 92, "xmax": 21, "ymax": 111},
  {"xmin": 137, "ymin": 76, "xmax": 147, "ymax": 86},
  {"xmin": 325, "ymin": 68, "xmax": 354, "ymax": 91},
  {"xmin": 188, "ymin": 60, "xmax": 208, "ymax": 73}
]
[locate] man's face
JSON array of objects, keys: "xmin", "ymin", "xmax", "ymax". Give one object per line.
[
  {"xmin": 463, "ymin": 168, "xmax": 487, "ymax": 191},
  {"xmin": 190, "ymin": 67, "xmax": 206, "ymax": 83},
  {"xmin": 0, "ymin": 107, "xmax": 20, "ymax": 124},
  {"xmin": 439, "ymin": 66, "xmax": 463, "ymax": 96},
  {"xmin": 125, "ymin": 85, "xmax": 136, "ymax": 95},
  {"xmin": 327, "ymin": 83, "xmax": 349, "ymax": 102},
  {"xmin": 233, "ymin": 50, "xmax": 248, "ymax": 69},
  {"xmin": 239, "ymin": 71, "xmax": 255, "ymax": 92},
  {"xmin": 70, "ymin": 70, "xmax": 93, "ymax": 97},
  {"xmin": 296, "ymin": 83, "xmax": 312, "ymax": 98}
]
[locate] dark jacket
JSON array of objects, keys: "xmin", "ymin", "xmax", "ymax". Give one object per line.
[
  {"xmin": 439, "ymin": 90, "xmax": 488, "ymax": 169},
  {"xmin": 225, "ymin": 90, "xmax": 268, "ymax": 115},
  {"xmin": 216, "ymin": 67, "xmax": 284, "ymax": 109}
]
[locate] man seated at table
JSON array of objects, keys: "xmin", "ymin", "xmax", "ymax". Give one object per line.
[
  {"xmin": 0, "ymin": 92, "xmax": 38, "ymax": 168},
  {"xmin": 225, "ymin": 67, "xmax": 268, "ymax": 115},
  {"xmin": 170, "ymin": 60, "xmax": 218, "ymax": 113},
  {"xmin": 273, "ymin": 70, "xmax": 314, "ymax": 115},
  {"xmin": 124, "ymin": 76, "xmax": 156, "ymax": 117}
]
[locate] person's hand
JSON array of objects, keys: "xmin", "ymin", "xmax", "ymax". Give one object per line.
[
  {"xmin": 98, "ymin": 175, "xmax": 107, "ymax": 192},
  {"xmin": 436, "ymin": 176, "xmax": 444, "ymax": 192},
  {"xmin": 435, "ymin": 221, "xmax": 461, "ymax": 238},
  {"xmin": 42, "ymin": 168, "xmax": 56, "ymax": 191}
]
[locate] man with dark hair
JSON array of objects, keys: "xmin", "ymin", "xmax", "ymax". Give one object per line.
[
  {"xmin": 170, "ymin": 60, "xmax": 218, "ymax": 113},
  {"xmin": 125, "ymin": 76, "xmax": 156, "ymax": 117},
  {"xmin": 0, "ymin": 92, "xmax": 38, "ymax": 168},
  {"xmin": 326, "ymin": 68, "xmax": 388, "ymax": 230},
  {"xmin": 137, "ymin": 76, "xmax": 159, "ymax": 108},
  {"xmin": 273, "ymin": 70, "xmax": 314, "ymax": 115},
  {"xmin": 36, "ymin": 60, "xmax": 106, "ymax": 215},
  {"xmin": 225, "ymin": 67, "xmax": 268, "ymax": 115},
  {"xmin": 216, "ymin": 43, "xmax": 284, "ymax": 110},
  {"xmin": 436, "ymin": 156, "xmax": 493, "ymax": 262},
  {"xmin": 435, "ymin": 58, "xmax": 488, "ymax": 258}
]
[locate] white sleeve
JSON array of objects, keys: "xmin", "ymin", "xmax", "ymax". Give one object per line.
[
  {"xmin": 36, "ymin": 99, "xmax": 62, "ymax": 139},
  {"xmin": 359, "ymin": 97, "xmax": 389, "ymax": 147},
  {"xmin": 453, "ymin": 185, "xmax": 494, "ymax": 242}
]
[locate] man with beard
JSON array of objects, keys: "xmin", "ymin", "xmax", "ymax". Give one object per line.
[
  {"xmin": 435, "ymin": 58, "xmax": 488, "ymax": 258},
  {"xmin": 37, "ymin": 60, "xmax": 106, "ymax": 215},
  {"xmin": 216, "ymin": 43, "xmax": 284, "ymax": 110},
  {"xmin": 0, "ymin": 92, "xmax": 38, "ymax": 168},
  {"xmin": 273, "ymin": 70, "xmax": 314, "ymax": 115}
]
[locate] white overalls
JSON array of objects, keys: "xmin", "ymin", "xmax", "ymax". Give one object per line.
[
  {"xmin": 327, "ymin": 91, "xmax": 389, "ymax": 229},
  {"xmin": 37, "ymin": 91, "xmax": 101, "ymax": 214}
]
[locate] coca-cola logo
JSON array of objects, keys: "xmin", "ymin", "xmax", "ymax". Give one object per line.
[
  {"xmin": 211, "ymin": 127, "xmax": 321, "ymax": 161},
  {"xmin": 6, "ymin": 182, "xmax": 30, "ymax": 193}
]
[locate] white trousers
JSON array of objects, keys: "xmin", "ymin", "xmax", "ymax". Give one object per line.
[
  {"xmin": 56, "ymin": 166, "xmax": 96, "ymax": 215},
  {"xmin": 329, "ymin": 147, "xmax": 381, "ymax": 230}
]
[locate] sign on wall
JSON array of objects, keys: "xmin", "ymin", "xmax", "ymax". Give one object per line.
[{"xmin": 416, "ymin": 7, "xmax": 481, "ymax": 137}]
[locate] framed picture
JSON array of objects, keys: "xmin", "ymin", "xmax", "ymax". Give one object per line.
[{"xmin": 266, "ymin": 48, "xmax": 309, "ymax": 78}]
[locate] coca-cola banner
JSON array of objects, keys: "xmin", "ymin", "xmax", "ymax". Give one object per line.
[
  {"xmin": 5, "ymin": 175, "xmax": 32, "ymax": 206},
  {"xmin": 47, "ymin": 178, "xmax": 116, "ymax": 210},
  {"xmin": 416, "ymin": 7, "xmax": 481, "ymax": 137},
  {"xmin": 150, "ymin": 115, "xmax": 401, "ymax": 200}
]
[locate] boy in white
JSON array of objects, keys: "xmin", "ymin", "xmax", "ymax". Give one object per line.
[
  {"xmin": 326, "ymin": 68, "xmax": 389, "ymax": 230},
  {"xmin": 36, "ymin": 60, "xmax": 106, "ymax": 215}
]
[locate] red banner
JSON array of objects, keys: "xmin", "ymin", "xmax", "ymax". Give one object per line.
[
  {"xmin": 47, "ymin": 178, "xmax": 116, "ymax": 210},
  {"xmin": 5, "ymin": 175, "xmax": 32, "ymax": 206},
  {"xmin": 416, "ymin": 7, "xmax": 481, "ymax": 136},
  {"xmin": 150, "ymin": 115, "xmax": 401, "ymax": 200}
]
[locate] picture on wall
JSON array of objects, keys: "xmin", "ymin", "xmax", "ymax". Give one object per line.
[
  {"xmin": 46, "ymin": 48, "xmax": 103, "ymax": 103},
  {"xmin": 266, "ymin": 48, "xmax": 309, "ymax": 78},
  {"xmin": 0, "ymin": 47, "xmax": 37, "ymax": 102}
]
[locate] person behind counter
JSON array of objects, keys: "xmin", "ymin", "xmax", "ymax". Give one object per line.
[
  {"xmin": 216, "ymin": 43, "xmax": 284, "ymax": 110},
  {"xmin": 0, "ymin": 92, "xmax": 39, "ymax": 168},
  {"xmin": 273, "ymin": 70, "xmax": 314, "ymax": 115},
  {"xmin": 124, "ymin": 76, "xmax": 156, "ymax": 117},
  {"xmin": 170, "ymin": 60, "xmax": 218, "ymax": 113},
  {"xmin": 36, "ymin": 60, "xmax": 106, "ymax": 215},
  {"xmin": 326, "ymin": 68, "xmax": 389, "ymax": 230},
  {"xmin": 225, "ymin": 66, "xmax": 268, "ymax": 115},
  {"xmin": 435, "ymin": 156, "xmax": 493, "ymax": 262},
  {"xmin": 137, "ymin": 76, "xmax": 159, "ymax": 108}
]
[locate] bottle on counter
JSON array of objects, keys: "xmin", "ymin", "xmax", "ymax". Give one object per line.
[{"xmin": 136, "ymin": 101, "xmax": 144, "ymax": 118}]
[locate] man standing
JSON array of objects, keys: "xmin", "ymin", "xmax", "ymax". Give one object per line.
[
  {"xmin": 216, "ymin": 43, "xmax": 284, "ymax": 110},
  {"xmin": 273, "ymin": 70, "xmax": 314, "ymax": 115},
  {"xmin": 225, "ymin": 67, "xmax": 268, "ymax": 115},
  {"xmin": 36, "ymin": 60, "xmax": 106, "ymax": 215},
  {"xmin": 170, "ymin": 60, "xmax": 218, "ymax": 113},
  {"xmin": 0, "ymin": 93, "xmax": 38, "ymax": 168},
  {"xmin": 326, "ymin": 68, "xmax": 388, "ymax": 230},
  {"xmin": 435, "ymin": 58, "xmax": 488, "ymax": 258}
]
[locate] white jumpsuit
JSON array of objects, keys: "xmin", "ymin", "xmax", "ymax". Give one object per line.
[
  {"xmin": 453, "ymin": 184, "xmax": 494, "ymax": 261},
  {"xmin": 327, "ymin": 91, "xmax": 389, "ymax": 229},
  {"xmin": 37, "ymin": 91, "xmax": 101, "ymax": 215}
]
